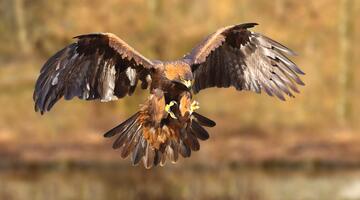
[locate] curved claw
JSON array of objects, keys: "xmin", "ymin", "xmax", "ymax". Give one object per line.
[
  {"xmin": 190, "ymin": 101, "xmax": 200, "ymax": 114},
  {"xmin": 165, "ymin": 101, "xmax": 178, "ymax": 119}
]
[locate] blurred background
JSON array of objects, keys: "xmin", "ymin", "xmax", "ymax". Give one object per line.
[{"xmin": 0, "ymin": 0, "xmax": 359, "ymax": 199}]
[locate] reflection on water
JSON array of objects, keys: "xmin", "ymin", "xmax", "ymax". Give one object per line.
[{"xmin": 1, "ymin": 165, "xmax": 360, "ymax": 200}]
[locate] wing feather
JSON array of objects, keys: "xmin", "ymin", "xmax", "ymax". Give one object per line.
[
  {"xmin": 34, "ymin": 33, "xmax": 154, "ymax": 114},
  {"xmin": 185, "ymin": 23, "xmax": 304, "ymax": 100}
]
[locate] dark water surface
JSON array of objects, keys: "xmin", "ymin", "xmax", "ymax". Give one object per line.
[{"xmin": 1, "ymin": 165, "xmax": 360, "ymax": 200}]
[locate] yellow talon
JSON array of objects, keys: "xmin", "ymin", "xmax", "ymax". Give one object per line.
[
  {"xmin": 190, "ymin": 101, "xmax": 200, "ymax": 114},
  {"xmin": 165, "ymin": 101, "xmax": 178, "ymax": 119}
]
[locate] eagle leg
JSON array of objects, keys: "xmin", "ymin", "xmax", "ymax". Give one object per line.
[{"xmin": 165, "ymin": 101, "xmax": 178, "ymax": 119}]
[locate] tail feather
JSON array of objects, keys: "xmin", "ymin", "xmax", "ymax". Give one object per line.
[
  {"xmin": 153, "ymin": 150, "xmax": 162, "ymax": 166},
  {"xmin": 168, "ymin": 140, "xmax": 179, "ymax": 163},
  {"xmin": 143, "ymin": 142, "xmax": 155, "ymax": 169},
  {"xmin": 104, "ymin": 112, "xmax": 139, "ymax": 138},
  {"xmin": 160, "ymin": 150, "xmax": 167, "ymax": 166},
  {"xmin": 192, "ymin": 112, "xmax": 216, "ymax": 127},
  {"xmin": 184, "ymin": 132, "xmax": 200, "ymax": 151},
  {"xmin": 105, "ymin": 111, "xmax": 216, "ymax": 168},
  {"xmin": 179, "ymin": 140, "xmax": 191, "ymax": 158},
  {"xmin": 112, "ymin": 118, "xmax": 139, "ymax": 149},
  {"xmin": 112, "ymin": 133, "xmax": 128, "ymax": 149},
  {"xmin": 120, "ymin": 125, "xmax": 142, "ymax": 159},
  {"xmin": 191, "ymin": 121, "xmax": 210, "ymax": 140},
  {"xmin": 131, "ymin": 137, "xmax": 146, "ymax": 165},
  {"xmin": 164, "ymin": 146, "xmax": 174, "ymax": 164}
]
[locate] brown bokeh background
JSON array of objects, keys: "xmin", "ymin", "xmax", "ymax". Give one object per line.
[{"xmin": 0, "ymin": 0, "xmax": 359, "ymax": 199}]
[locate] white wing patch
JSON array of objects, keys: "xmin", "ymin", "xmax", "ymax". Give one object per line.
[
  {"xmin": 126, "ymin": 67, "xmax": 137, "ymax": 86},
  {"xmin": 101, "ymin": 63, "xmax": 118, "ymax": 102},
  {"xmin": 82, "ymin": 83, "xmax": 91, "ymax": 99},
  {"xmin": 51, "ymin": 73, "xmax": 60, "ymax": 86}
]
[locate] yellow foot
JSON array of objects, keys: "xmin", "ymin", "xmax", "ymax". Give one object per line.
[
  {"xmin": 190, "ymin": 101, "xmax": 200, "ymax": 114},
  {"xmin": 165, "ymin": 101, "xmax": 178, "ymax": 119}
]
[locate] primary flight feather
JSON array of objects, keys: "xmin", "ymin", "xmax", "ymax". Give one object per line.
[{"xmin": 33, "ymin": 23, "xmax": 304, "ymax": 168}]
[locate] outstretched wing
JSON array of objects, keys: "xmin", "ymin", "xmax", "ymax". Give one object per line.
[
  {"xmin": 185, "ymin": 23, "xmax": 305, "ymax": 100},
  {"xmin": 34, "ymin": 33, "xmax": 154, "ymax": 114}
]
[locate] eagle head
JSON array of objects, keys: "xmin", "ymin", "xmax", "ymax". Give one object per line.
[{"xmin": 164, "ymin": 61, "xmax": 193, "ymax": 89}]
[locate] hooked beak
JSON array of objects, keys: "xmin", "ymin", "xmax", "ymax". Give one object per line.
[{"xmin": 182, "ymin": 80, "xmax": 192, "ymax": 89}]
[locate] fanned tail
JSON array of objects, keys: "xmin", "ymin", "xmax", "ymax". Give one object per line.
[
  {"xmin": 104, "ymin": 112, "xmax": 144, "ymax": 160},
  {"xmin": 104, "ymin": 111, "xmax": 216, "ymax": 169}
]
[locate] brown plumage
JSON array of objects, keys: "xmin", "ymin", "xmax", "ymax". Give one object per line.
[{"xmin": 33, "ymin": 23, "xmax": 304, "ymax": 168}]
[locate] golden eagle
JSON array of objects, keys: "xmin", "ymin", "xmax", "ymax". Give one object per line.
[{"xmin": 33, "ymin": 23, "xmax": 304, "ymax": 168}]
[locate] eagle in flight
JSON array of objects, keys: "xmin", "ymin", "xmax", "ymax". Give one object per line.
[{"xmin": 33, "ymin": 23, "xmax": 304, "ymax": 168}]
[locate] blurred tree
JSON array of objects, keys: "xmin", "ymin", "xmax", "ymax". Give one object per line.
[
  {"xmin": 275, "ymin": 0, "xmax": 285, "ymax": 17},
  {"xmin": 13, "ymin": 0, "xmax": 30, "ymax": 55},
  {"xmin": 337, "ymin": 0, "xmax": 354, "ymax": 126},
  {"xmin": 147, "ymin": 0, "xmax": 167, "ymax": 59}
]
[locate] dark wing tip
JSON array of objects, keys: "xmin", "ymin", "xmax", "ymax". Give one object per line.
[
  {"xmin": 34, "ymin": 104, "xmax": 43, "ymax": 115},
  {"xmin": 34, "ymin": 100, "xmax": 50, "ymax": 115},
  {"xmin": 34, "ymin": 102, "xmax": 45, "ymax": 115},
  {"xmin": 33, "ymin": 92, "xmax": 46, "ymax": 114},
  {"xmin": 297, "ymin": 68, "xmax": 306, "ymax": 76},
  {"xmin": 289, "ymin": 50, "xmax": 299, "ymax": 57},
  {"xmin": 73, "ymin": 33, "xmax": 107, "ymax": 40},
  {"xmin": 104, "ymin": 113, "xmax": 140, "ymax": 138},
  {"xmin": 237, "ymin": 22, "xmax": 259, "ymax": 29},
  {"xmin": 278, "ymin": 95, "xmax": 286, "ymax": 101}
]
